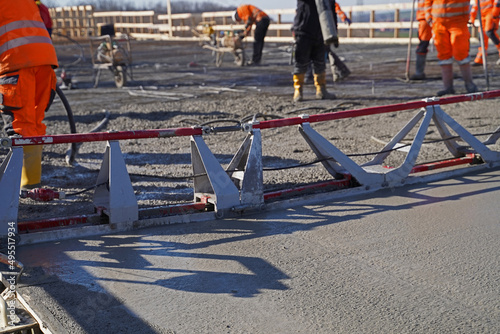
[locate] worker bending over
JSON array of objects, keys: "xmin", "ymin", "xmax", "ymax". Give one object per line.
[
  {"xmin": 232, "ymin": 4, "xmax": 270, "ymax": 66},
  {"xmin": 425, "ymin": 0, "xmax": 477, "ymax": 96},
  {"xmin": 470, "ymin": 0, "xmax": 500, "ymax": 66},
  {"xmin": 0, "ymin": 0, "xmax": 58, "ymax": 189}
]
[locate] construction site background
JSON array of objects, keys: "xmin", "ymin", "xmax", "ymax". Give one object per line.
[{"xmin": 49, "ymin": 3, "xmax": 483, "ymax": 45}]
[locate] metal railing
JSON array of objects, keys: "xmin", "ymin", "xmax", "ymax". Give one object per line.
[{"xmin": 48, "ymin": 3, "xmax": 465, "ymax": 44}]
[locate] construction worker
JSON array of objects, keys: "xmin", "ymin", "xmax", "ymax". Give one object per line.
[
  {"xmin": 305, "ymin": 0, "xmax": 351, "ymax": 83},
  {"xmin": 35, "ymin": 0, "xmax": 53, "ymax": 37},
  {"xmin": 0, "ymin": 0, "xmax": 58, "ymax": 189},
  {"xmin": 232, "ymin": 5, "xmax": 270, "ymax": 66},
  {"xmin": 292, "ymin": 0, "xmax": 336, "ymax": 102},
  {"xmin": 470, "ymin": 0, "xmax": 500, "ymax": 66},
  {"xmin": 425, "ymin": 0, "xmax": 477, "ymax": 96},
  {"xmin": 410, "ymin": 0, "xmax": 432, "ymax": 80}
]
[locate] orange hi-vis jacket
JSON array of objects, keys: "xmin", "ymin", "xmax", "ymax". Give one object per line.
[
  {"xmin": 0, "ymin": 0, "xmax": 58, "ymax": 75},
  {"xmin": 470, "ymin": 0, "xmax": 494, "ymax": 21},
  {"xmin": 416, "ymin": 0, "xmax": 430, "ymax": 21},
  {"xmin": 425, "ymin": 0, "xmax": 470, "ymax": 24},
  {"xmin": 236, "ymin": 5, "xmax": 269, "ymax": 36}
]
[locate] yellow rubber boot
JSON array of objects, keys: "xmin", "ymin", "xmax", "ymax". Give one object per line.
[
  {"xmin": 21, "ymin": 145, "xmax": 43, "ymax": 190},
  {"xmin": 293, "ymin": 73, "xmax": 304, "ymax": 102},
  {"xmin": 314, "ymin": 72, "xmax": 335, "ymax": 100}
]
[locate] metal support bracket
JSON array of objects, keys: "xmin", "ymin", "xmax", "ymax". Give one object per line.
[
  {"xmin": 191, "ymin": 135, "xmax": 240, "ymax": 215},
  {"xmin": 0, "ymin": 148, "xmax": 23, "ymax": 235},
  {"xmin": 93, "ymin": 140, "xmax": 138, "ymax": 224},
  {"xmin": 300, "ymin": 104, "xmax": 500, "ymax": 190},
  {"xmin": 226, "ymin": 129, "xmax": 264, "ymax": 208},
  {"xmin": 299, "ymin": 122, "xmax": 384, "ymax": 188}
]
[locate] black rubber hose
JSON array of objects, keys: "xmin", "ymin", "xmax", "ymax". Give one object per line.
[{"xmin": 55, "ymin": 86, "xmax": 78, "ymax": 165}]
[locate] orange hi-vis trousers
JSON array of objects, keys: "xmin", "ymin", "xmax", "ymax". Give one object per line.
[{"xmin": 0, "ymin": 65, "xmax": 56, "ymax": 137}]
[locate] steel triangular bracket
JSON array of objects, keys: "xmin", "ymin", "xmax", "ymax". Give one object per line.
[{"xmin": 93, "ymin": 140, "xmax": 138, "ymax": 224}]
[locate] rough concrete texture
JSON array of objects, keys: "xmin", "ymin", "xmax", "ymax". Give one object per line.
[{"xmin": 1, "ymin": 39, "xmax": 500, "ymax": 333}]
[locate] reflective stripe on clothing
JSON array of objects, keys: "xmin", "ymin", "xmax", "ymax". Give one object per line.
[
  {"xmin": 425, "ymin": 0, "xmax": 470, "ymax": 22},
  {"xmin": 0, "ymin": 36, "xmax": 53, "ymax": 56},
  {"xmin": 0, "ymin": 1, "xmax": 58, "ymax": 74},
  {"xmin": 0, "ymin": 20, "xmax": 46, "ymax": 36}
]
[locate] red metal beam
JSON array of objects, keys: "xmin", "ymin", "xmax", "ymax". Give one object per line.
[
  {"xmin": 6, "ymin": 90, "xmax": 500, "ymax": 147},
  {"xmin": 10, "ymin": 127, "xmax": 203, "ymax": 147},
  {"xmin": 254, "ymin": 90, "xmax": 500, "ymax": 130}
]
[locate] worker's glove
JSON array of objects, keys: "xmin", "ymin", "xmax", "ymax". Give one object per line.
[
  {"xmin": 333, "ymin": 37, "xmax": 339, "ymax": 48},
  {"xmin": 238, "ymin": 34, "xmax": 245, "ymax": 40},
  {"xmin": 467, "ymin": 21, "xmax": 475, "ymax": 28},
  {"xmin": 344, "ymin": 18, "xmax": 352, "ymax": 25}
]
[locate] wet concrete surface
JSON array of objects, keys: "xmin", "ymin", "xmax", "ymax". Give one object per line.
[{"xmin": 16, "ymin": 168, "xmax": 500, "ymax": 333}]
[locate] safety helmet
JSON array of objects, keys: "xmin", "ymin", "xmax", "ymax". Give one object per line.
[{"xmin": 232, "ymin": 10, "xmax": 240, "ymax": 22}]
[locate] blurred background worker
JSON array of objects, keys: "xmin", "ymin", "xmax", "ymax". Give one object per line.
[
  {"xmin": 410, "ymin": 0, "xmax": 432, "ymax": 80},
  {"xmin": 425, "ymin": 0, "xmax": 477, "ymax": 96},
  {"xmin": 292, "ymin": 0, "xmax": 336, "ymax": 102},
  {"xmin": 470, "ymin": 0, "xmax": 500, "ymax": 66},
  {"xmin": 328, "ymin": 0, "xmax": 351, "ymax": 81},
  {"xmin": 232, "ymin": 4, "xmax": 270, "ymax": 66},
  {"xmin": 0, "ymin": 0, "xmax": 58, "ymax": 189},
  {"xmin": 35, "ymin": 0, "xmax": 53, "ymax": 37}
]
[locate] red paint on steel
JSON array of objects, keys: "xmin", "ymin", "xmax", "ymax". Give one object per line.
[
  {"xmin": 11, "ymin": 127, "xmax": 204, "ymax": 146},
  {"xmin": 383, "ymin": 154, "xmax": 476, "ymax": 173},
  {"xmin": 254, "ymin": 90, "xmax": 500, "ymax": 130},
  {"xmin": 264, "ymin": 174, "xmax": 352, "ymax": 200},
  {"xmin": 8, "ymin": 91, "xmax": 500, "ymax": 147},
  {"xmin": 409, "ymin": 155, "xmax": 476, "ymax": 173},
  {"xmin": 18, "ymin": 216, "xmax": 89, "ymax": 233},
  {"xmin": 150, "ymin": 202, "xmax": 207, "ymax": 215}
]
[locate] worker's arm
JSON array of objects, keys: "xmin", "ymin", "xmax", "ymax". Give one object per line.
[{"xmin": 335, "ymin": 3, "xmax": 351, "ymax": 25}]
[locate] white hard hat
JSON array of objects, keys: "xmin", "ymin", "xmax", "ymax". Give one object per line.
[{"xmin": 232, "ymin": 10, "xmax": 240, "ymax": 22}]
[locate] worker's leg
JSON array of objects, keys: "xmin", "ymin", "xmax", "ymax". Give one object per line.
[
  {"xmin": 450, "ymin": 22, "xmax": 477, "ymax": 93},
  {"xmin": 458, "ymin": 60, "xmax": 477, "ymax": 93},
  {"xmin": 411, "ymin": 21, "xmax": 432, "ymax": 80},
  {"xmin": 292, "ymin": 36, "xmax": 311, "ymax": 102},
  {"xmin": 437, "ymin": 63, "xmax": 455, "ymax": 96},
  {"xmin": 312, "ymin": 42, "xmax": 335, "ymax": 100},
  {"xmin": 485, "ymin": 17, "xmax": 500, "ymax": 64},
  {"xmin": 0, "ymin": 66, "xmax": 55, "ymax": 188},
  {"xmin": 251, "ymin": 17, "xmax": 270, "ymax": 65}
]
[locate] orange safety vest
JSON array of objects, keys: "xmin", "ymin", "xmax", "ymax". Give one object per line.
[
  {"xmin": 471, "ymin": 0, "xmax": 494, "ymax": 21},
  {"xmin": 0, "ymin": 0, "xmax": 58, "ymax": 75},
  {"xmin": 236, "ymin": 5, "xmax": 268, "ymax": 34},
  {"xmin": 425, "ymin": 0, "xmax": 470, "ymax": 23},
  {"xmin": 416, "ymin": 0, "xmax": 430, "ymax": 21}
]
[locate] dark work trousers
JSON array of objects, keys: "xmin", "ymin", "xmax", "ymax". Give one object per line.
[
  {"xmin": 293, "ymin": 35, "xmax": 326, "ymax": 75},
  {"xmin": 252, "ymin": 17, "xmax": 270, "ymax": 64}
]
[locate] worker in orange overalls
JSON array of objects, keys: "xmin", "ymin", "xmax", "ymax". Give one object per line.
[
  {"xmin": 0, "ymin": 0, "xmax": 58, "ymax": 189},
  {"xmin": 470, "ymin": 0, "xmax": 500, "ymax": 66},
  {"xmin": 410, "ymin": 0, "xmax": 432, "ymax": 80},
  {"xmin": 232, "ymin": 4, "xmax": 270, "ymax": 65},
  {"xmin": 425, "ymin": 0, "xmax": 477, "ymax": 96}
]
